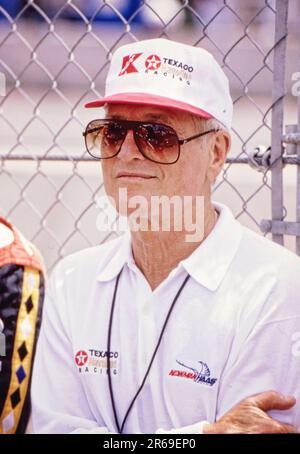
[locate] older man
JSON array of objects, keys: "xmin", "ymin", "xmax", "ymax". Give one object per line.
[{"xmin": 31, "ymin": 38, "xmax": 300, "ymax": 434}]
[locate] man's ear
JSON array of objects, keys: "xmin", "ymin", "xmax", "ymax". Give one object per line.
[{"xmin": 207, "ymin": 131, "xmax": 231, "ymax": 184}]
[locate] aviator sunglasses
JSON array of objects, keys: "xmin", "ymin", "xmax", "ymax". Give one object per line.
[{"xmin": 83, "ymin": 118, "xmax": 219, "ymax": 165}]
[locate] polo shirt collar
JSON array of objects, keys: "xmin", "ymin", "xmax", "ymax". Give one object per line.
[
  {"xmin": 96, "ymin": 229, "xmax": 133, "ymax": 282},
  {"xmin": 96, "ymin": 202, "xmax": 242, "ymax": 291}
]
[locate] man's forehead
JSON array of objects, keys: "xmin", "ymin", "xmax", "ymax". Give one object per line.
[{"xmin": 105, "ymin": 103, "xmax": 195, "ymax": 124}]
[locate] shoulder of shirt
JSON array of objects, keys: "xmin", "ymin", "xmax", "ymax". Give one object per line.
[
  {"xmin": 240, "ymin": 224, "xmax": 300, "ymax": 274},
  {"xmin": 213, "ymin": 223, "xmax": 300, "ymax": 333},
  {"xmin": 237, "ymin": 225, "xmax": 300, "ymax": 317},
  {"xmin": 51, "ymin": 234, "xmax": 125, "ymax": 278}
]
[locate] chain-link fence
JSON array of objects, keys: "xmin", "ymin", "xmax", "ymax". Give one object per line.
[{"xmin": 1, "ymin": 0, "xmax": 300, "ymax": 273}]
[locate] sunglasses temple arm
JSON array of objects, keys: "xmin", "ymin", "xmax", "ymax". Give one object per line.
[{"xmin": 179, "ymin": 129, "xmax": 220, "ymax": 145}]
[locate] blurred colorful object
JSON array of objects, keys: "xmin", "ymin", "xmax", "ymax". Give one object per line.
[
  {"xmin": 0, "ymin": 217, "xmax": 45, "ymax": 434},
  {"xmin": 0, "ymin": 0, "xmax": 144, "ymax": 23}
]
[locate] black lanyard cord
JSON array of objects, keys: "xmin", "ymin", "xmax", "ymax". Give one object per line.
[
  {"xmin": 107, "ymin": 267, "xmax": 123, "ymax": 434},
  {"xmin": 107, "ymin": 267, "xmax": 191, "ymax": 434}
]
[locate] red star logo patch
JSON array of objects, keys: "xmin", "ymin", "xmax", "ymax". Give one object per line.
[
  {"xmin": 145, "ymin": 55, "xmax": 162, "ymax": 70},
  {"xmin": 75, "ymin": 350, "xmax": 88, "ymax": 366}
]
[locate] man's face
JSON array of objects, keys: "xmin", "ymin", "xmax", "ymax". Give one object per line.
[{"xmin": 101, "ymin": 104, "xmax": 220, "ymax": 215}]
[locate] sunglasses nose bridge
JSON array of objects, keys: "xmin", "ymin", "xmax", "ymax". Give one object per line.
[{"xmin": 116, "ymin": 126, "xmax": 146, "ymax": 161}]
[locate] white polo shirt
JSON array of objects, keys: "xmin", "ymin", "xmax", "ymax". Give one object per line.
[{"xmin": 31, "ymin": 202, "xmax": 300, "ymax": 434}]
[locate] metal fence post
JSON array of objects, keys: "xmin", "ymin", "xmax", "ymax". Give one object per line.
[
  {"xmin": 296, "ymin": 47, "xmax": 300, "ymax": 255},
  {"xmin": 271, "ymin": 0, "xmax": 289, "ymax": 246}
]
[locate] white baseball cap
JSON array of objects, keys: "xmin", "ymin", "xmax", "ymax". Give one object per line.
[{"xmin": 85, "ymin": 38, "xmax": 233, "ymax": 130}]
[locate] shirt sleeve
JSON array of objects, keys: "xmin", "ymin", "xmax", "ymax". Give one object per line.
[
  {"xmin": 216, "ymin": 260, "xmax": 300, "ymax": 431},
  {"xmin": 155, "ymin": 421, "xmax": 209, "ymax": 434},
  {"xmin": 31, "ymin": 263, "xmax": 113, "ymax": 434}
]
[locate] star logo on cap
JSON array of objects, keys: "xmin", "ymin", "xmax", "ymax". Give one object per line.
[
  {"xmin": 145, "ymin": 55, "xmax": 162, "ymax": 70},
  {"xmin": 75, "ymin": 350, "xmax": 88, "ymax": 366}
]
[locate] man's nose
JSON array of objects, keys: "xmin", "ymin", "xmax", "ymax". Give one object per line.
[{"xmin": 117, "ymin": 129, "xmax": 145, "ymax": 161}]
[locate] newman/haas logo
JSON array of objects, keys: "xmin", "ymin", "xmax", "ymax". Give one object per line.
[{"xmin": 169, "ymin": 360, "xmax": 218, "ymax": 387}]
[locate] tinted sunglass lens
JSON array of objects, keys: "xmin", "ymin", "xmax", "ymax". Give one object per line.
[
  {"xmin": 101, "ymin": 122, "xmax": 127, "ymax": 158},
  {"xmin": 104, "ymin": 122, "xmax": 126, "ymax": 143},
  {"xmin": 85, "ymin": 121, "xmax": 127, "ymax": 158},
  {"xmin": 85, "ymin": 121, "xmax": 103, "ymax": 158},
  {"xmin": 136, "ymin": 124, "xmax": 179, "ymax": 163}
]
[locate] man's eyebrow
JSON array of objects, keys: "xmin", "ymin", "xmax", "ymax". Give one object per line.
[
  {"xmin": 145, "ymin": 113, "xmax": 172, "ymax": 122},
  {"xmin": 107, "ymin": 113, "xmax": 174, "ymax": 123},
  {"xmin": 107, "ymin": 114, "xmax": 125, "ymax": 119}
]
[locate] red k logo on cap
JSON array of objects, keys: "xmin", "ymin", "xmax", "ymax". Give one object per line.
[{"xmin": 119, "ymin": 53, "xmax": 142, "ymax": 76}]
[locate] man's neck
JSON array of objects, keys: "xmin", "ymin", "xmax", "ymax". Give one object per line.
[{"xmin": 130, "ymin": 203, "xmax": 218, "ymax": 291}]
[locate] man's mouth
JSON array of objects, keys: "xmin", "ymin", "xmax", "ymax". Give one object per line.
[{"xmin": 116, "ymin": 172, "xmax": 156, "ymax": 179}]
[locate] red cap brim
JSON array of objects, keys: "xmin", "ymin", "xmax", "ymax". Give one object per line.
[{"xmin": 85, "ymin": 92, "xmax": 213, "ymax": 120}]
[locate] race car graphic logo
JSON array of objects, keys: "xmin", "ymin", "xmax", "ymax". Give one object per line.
[
  {"xmin": 119, "ymin": 53, "xmax": 142, "ymax": 76},
  {"xmin": 145, "ymin": 55, "xmax": 162, "ymax": 70},
  {"xmin": 169, "ymin": 359, "xmax": 218, "ymax": 387},
  {"xmin": 75, "ymin": 350, "xmax": 88, "ymax": 366}
]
